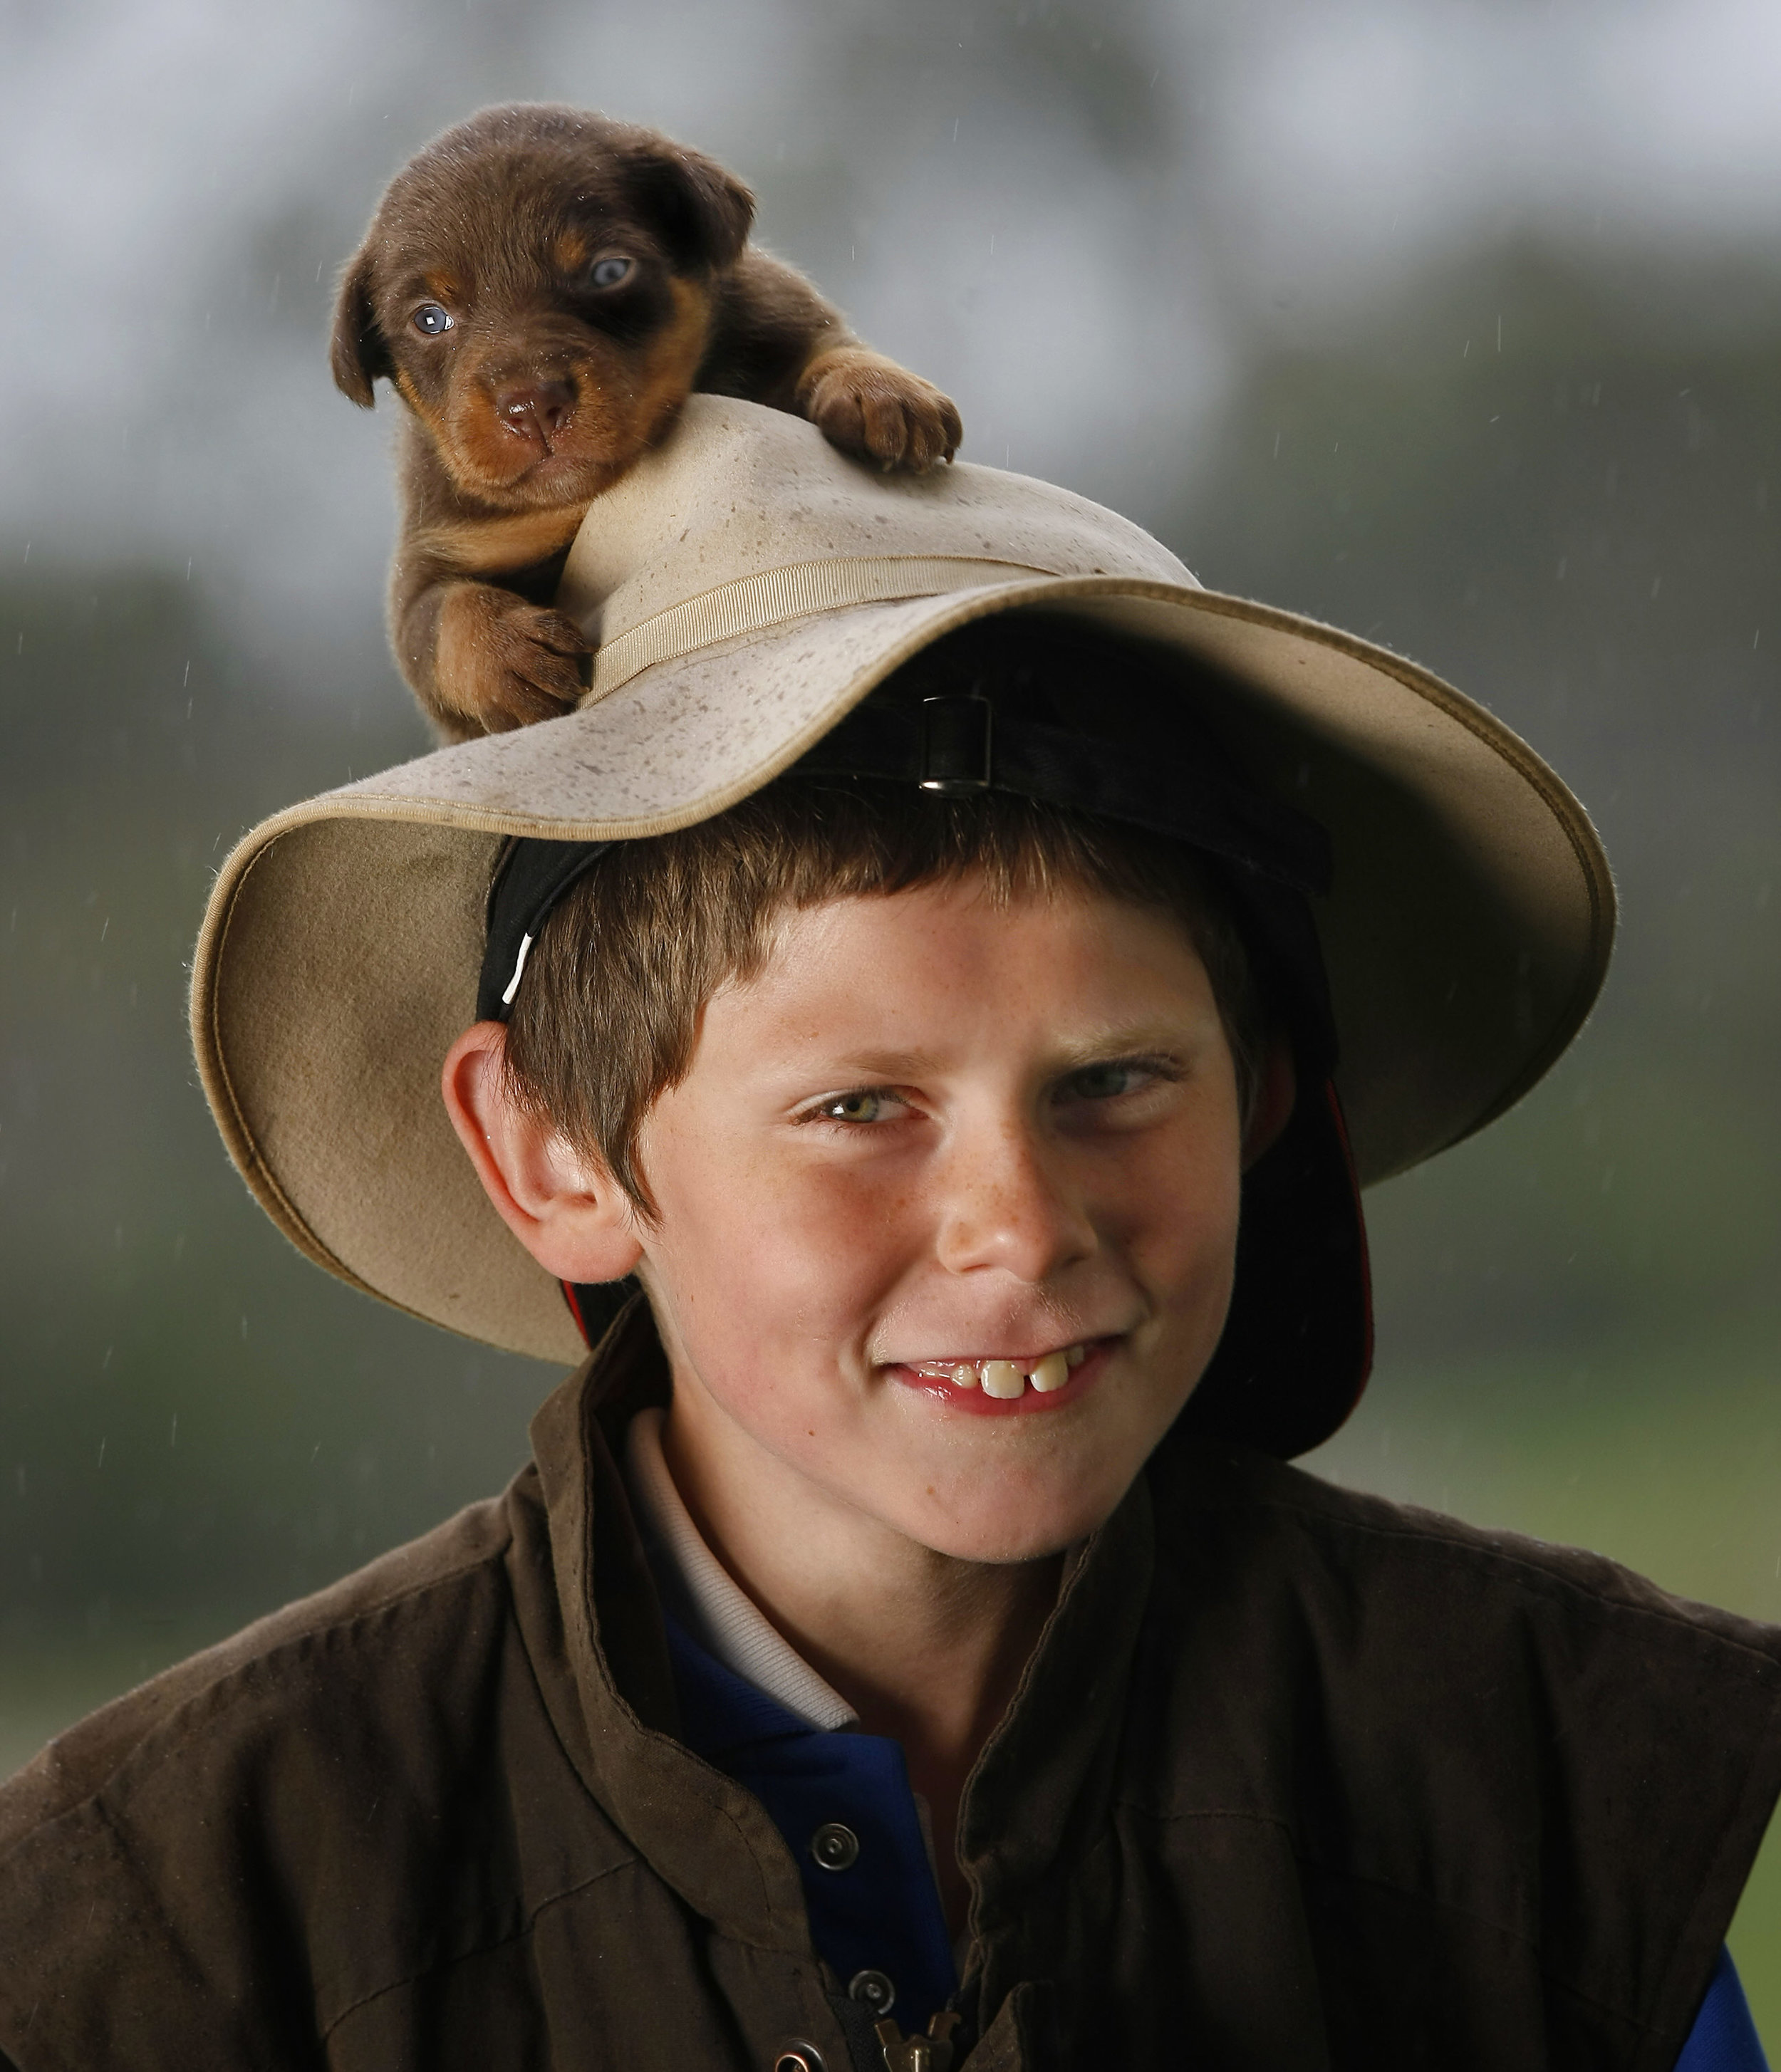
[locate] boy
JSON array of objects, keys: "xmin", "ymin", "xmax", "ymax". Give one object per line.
[{"xmin": 0, "ymin": 398, "xmax": 1773, "ymax": 2069}]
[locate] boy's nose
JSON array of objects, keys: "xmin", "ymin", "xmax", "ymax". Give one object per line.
[{"xmin": 933, "ymin": 1118, "xmax": 1095, "ymax": 1284}]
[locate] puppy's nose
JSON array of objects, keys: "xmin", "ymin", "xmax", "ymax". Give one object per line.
[{"xmin": 495, "ymin": 378, "xmax": 575, "ymax": 443}]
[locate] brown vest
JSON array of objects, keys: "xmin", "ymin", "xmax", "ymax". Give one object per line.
[{"xmin": 0, "ymin": 1307, "xmax": 1777, "ymax": 2071}]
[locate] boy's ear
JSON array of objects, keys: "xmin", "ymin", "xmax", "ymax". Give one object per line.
[
  {"xmin": 1241, "ymin": 1037, "xmax": 1298, "ymax": 1171},
  {"xmin": 330, "ymin": 245, "xmax": 393, "ymax": 407},
  {"xmin": 620, "ymin": 138, "xmax": 754, "ymax": 273},
  {"xmin": 441, "ymin": 1021, "xmax": 644, "ymax": 1285}
]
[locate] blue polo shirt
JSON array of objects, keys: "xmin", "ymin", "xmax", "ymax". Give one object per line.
[
  {"xmin": 660, "ymin": 1609, "xmax": 1766, "ymax": 2065},
  {"xmin": 663, "ymin": 1610, "xmax": 958, "ymax": 2032},
  {"xmin": 1682, "ymin": 1952, "xmax": 1769, "ymax": 2072}
]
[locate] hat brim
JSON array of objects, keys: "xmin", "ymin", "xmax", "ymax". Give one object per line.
[{"xmin": 193, "ymin": 572, "xmax": 1614, "ymax": 1366}]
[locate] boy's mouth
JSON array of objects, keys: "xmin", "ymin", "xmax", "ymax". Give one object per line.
[{"xmin": 889, "ymin": 1338, "xmax": 1113, "ymax": 1413}]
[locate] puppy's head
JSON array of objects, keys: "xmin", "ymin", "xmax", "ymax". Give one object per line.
[{"xmin": 332, "ymin": 104, "xmax": 753, "ymax": 508}]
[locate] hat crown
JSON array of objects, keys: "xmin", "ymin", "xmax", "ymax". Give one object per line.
[{"xmin": 558, "ymin": 395, "xmax": 1197, "ymax": 671}]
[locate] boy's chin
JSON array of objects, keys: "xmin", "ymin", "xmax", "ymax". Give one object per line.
[
  {"xmin": 904, "ymin": 1488, "xmax": 1128, "ymax": 1567},
  {"xmin": 879, "ymin": 1425, "xmax": 1164, "ymax": 1566}
]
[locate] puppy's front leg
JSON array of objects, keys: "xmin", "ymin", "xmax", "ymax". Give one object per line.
[
  {"xmin": 703, "ymin": 250, "xmax": 962, "ymax": 475},
  {"xmin": 395, "ymin": 572, "xmax": 589, "ymax": 744}
]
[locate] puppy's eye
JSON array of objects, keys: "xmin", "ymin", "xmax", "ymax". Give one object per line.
[
  {"xmin": 589, "ymin": 256, "xmax": 633, "ymax": 289},
  {"xmin": 411, "ymin": 303, "xmax": 455, "ymax": 336}
]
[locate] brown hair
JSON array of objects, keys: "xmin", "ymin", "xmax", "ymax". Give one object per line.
[{"xmin": 501, "ymin": 775, "xmax": 1265, "ymax": 1214}]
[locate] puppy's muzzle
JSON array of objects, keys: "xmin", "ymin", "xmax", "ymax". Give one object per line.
[{"xmin": 495, "ymin": 377, "xmax": 576, "ymax": 450}]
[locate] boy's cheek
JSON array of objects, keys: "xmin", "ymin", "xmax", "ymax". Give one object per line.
[
  {"xmin": 640, "ymin": 1182, "xmax": 909, "ymax": 1375},
  {"xmin": 653, "ymin": 1138, "xmax": 920, "ymax": 1299},
  {"xmin": 1097, "ymin": 1145, "xmax": 1242, "ymax": 1292}
]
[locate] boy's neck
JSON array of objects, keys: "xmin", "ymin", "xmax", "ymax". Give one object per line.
[{"xmin": 658, "ymin": 1383, "xmax": 1064, "ymax": 1929}]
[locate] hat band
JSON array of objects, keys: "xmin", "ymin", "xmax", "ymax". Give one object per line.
[{"xmin": 581, "ymin": 553, "xmax": 1061, "ymax": 705}]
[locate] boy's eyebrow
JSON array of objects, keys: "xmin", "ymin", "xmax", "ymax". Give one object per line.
[{"xmin": 779, "ymin": 1020, "xmax": 1212, "ymax": 1084}]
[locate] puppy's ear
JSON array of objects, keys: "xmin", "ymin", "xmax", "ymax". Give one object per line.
[
  {"xmin": 330, "ymin": 246, "xmax": 392, "ymax": 408},
  {"xmin": 622, "ymin": 141, "xmax": 754, "ymax": 273}
]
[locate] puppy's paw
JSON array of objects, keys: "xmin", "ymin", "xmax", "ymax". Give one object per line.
[
  {"xmin": 798, "ymin": 348, "xmax": 962, "ymax": 474},
  {"xmin": 431, "ymin": 582, "xmax": 591, "ymax": 739}
]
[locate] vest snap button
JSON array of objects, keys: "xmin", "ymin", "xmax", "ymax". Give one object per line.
[
  {"xmin": 772, "ymin": 2046, "xmax": 824, "ymax": 2072},
  {"xmin": 809, "ymin": 1820, "xmax": 860, "ymax": 1870},
  {"xmin": 848, "ymin": 1967, "xmax": 896, "ymax": 2016}
]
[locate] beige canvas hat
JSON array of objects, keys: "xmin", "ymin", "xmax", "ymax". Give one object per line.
[{"xmin": 192, "ymin": 395, "xmax": 1614, "ymax": 1425}]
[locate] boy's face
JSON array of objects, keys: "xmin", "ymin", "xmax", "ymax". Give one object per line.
[{"xmin": 629, "ymin": 879, "xmax": 1252, "ymax": 1563}]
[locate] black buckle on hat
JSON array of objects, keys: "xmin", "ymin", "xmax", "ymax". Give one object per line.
[{"xmin": 918, "ymin": 694, "xmax": 992, "ymax": 793}]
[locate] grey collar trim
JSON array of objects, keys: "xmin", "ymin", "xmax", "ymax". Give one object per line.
[{"xmin": 624, "ymin": 1407, "xmax": 858, "ymax": 1732}]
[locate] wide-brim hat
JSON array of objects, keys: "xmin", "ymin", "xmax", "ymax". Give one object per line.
[{"xmin": 192, "ymin": 396, "xmax": 1613, "ymax": 1452}]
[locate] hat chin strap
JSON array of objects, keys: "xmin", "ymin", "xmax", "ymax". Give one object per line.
[
  {"xmin": 560, "ymin": 1278, "xmax": 620, "ymax": 1346},
  {"xmin": 1173, "ymin": 1074, "xmax": 1373, "ymax": 1459},
  {"xmin": 478, "ymin": 838, "xmax": 615, "ymax": 1024}
]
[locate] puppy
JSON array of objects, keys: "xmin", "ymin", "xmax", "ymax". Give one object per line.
[{"xmin": 332, "ymin": 103, "xmax": 962, "ymax": 741}]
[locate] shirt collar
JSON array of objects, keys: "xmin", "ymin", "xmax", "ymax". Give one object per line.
[{"xmin": 624, "ymin": 1405, "xmax": 858, "ymax": 1732}]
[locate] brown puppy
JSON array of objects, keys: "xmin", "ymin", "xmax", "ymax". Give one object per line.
[{"xmin": 332, "ymin": 103, "xmax": 962, "ymax": 741}]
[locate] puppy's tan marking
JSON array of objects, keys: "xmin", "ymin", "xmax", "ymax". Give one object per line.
[
  {"xmin": 553, "ymin": 230, "xmax": 588, "ymax": 274},
  {"xmin": 629, "ymin": 278, "xmax": 716, "ymax": 447},
  {"xmin": 391, "ymin": 368, "xmax": 449, "ymax": 443},
  {"xmin": 413, "ymin": 509, "xmax": 588, "ymax": 575}
]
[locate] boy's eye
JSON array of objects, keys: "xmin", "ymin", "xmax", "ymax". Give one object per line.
[
  {"xmin": 1059, "ymin": 1061, "xmax": 1152, "ymax": 1103},
  {"xmin": 807, "ymin": 1088, "xmax": 900, "ymax": 1125}
]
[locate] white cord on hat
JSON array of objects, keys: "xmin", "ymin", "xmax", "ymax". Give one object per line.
[{"xmin": 500, "ymin": 932, "xmax": 535, "ymax": 1009}]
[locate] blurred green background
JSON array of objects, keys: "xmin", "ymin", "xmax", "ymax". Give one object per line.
[{"xmin": 1, "ymin": 0, "xmax": 1777, "ymax": 2036}]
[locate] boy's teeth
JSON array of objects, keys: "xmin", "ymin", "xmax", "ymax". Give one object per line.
[
  {"xmin": 915, "ymin": 1344, "xmax": 1089, "ymax": 1394},
  {"xmin": 1029, "ymin": 1351, "xmax": 1070, "ymax": 1392}
]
